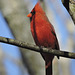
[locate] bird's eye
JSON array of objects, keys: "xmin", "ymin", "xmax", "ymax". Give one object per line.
[
  {"xmin": 30, "ymin": 11, "xmax": 35, "ymax": 22},
  {"xmin": 31, "ymin": 11, "xmax": 35, "ymax": 16}
]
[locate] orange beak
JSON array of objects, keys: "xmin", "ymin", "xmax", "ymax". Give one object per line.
[{"xmin": 27, "ymin": 13, "xmax": 32, "ymax": 17}]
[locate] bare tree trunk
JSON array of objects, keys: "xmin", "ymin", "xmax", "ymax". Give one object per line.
[
  {"xmin": 0, "ymin": 46, "xmax": 6, "ymax": 75},
  {"xmin": 0, "ymin": 0, "xmax": 44, "ymax": 75}
]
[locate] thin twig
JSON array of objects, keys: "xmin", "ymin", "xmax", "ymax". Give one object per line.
[{"xmin": 0, "ymin": 36, "xmax": 75, "ymax": 59}]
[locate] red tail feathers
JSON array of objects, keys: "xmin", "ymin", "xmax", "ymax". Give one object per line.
[{"xmin": 46, "ymin": 61, "xmax": 52, "ymax": 75}]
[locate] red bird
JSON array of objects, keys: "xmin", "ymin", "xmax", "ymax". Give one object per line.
[{"xmin": 27, "ymin": 2, "xmax": 60, "ymax": 75}]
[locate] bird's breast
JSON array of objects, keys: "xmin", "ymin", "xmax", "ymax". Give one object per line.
[{"xmin": 31, "ymin": 23, "xmax": 56, "ymax": 48}]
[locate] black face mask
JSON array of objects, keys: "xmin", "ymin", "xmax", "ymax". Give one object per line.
[{"xmin": 30, "ymin": 11, "xmax": 35, "ymax": 22}]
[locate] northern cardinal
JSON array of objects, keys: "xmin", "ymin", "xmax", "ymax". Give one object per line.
[{"xmin": 27, "ymin": 2, "xmax": 60, "ymax": 75}]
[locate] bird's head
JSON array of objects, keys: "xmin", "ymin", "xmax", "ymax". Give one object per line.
[{"xmin": 27, "ymin": 2, "xmax": 44, "ymax": 21}]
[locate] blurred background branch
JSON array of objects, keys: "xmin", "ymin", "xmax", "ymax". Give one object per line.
[
  {"xmin": 62, "ymin": 0, "xmax": 75, "ymax": 24},
  {"xmin": 62, "ymin": 0, "xmax": 69, "ymax": 11},
  {"xmin": 69, "ymin": 0, "xmax": 75, "ymax": 24}
]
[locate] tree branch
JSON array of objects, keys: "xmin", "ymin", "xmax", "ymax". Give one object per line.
[
  {"xmin": 63, "ymin": 0, "xmax": 69, "ymax": 12},
  {"xmin": 69, "ymin": 0, "xmax": 75, "ymax": 24},
  {"xmin": 0, "ymin": 36, "xmax": 75, "ymax": 59}
]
